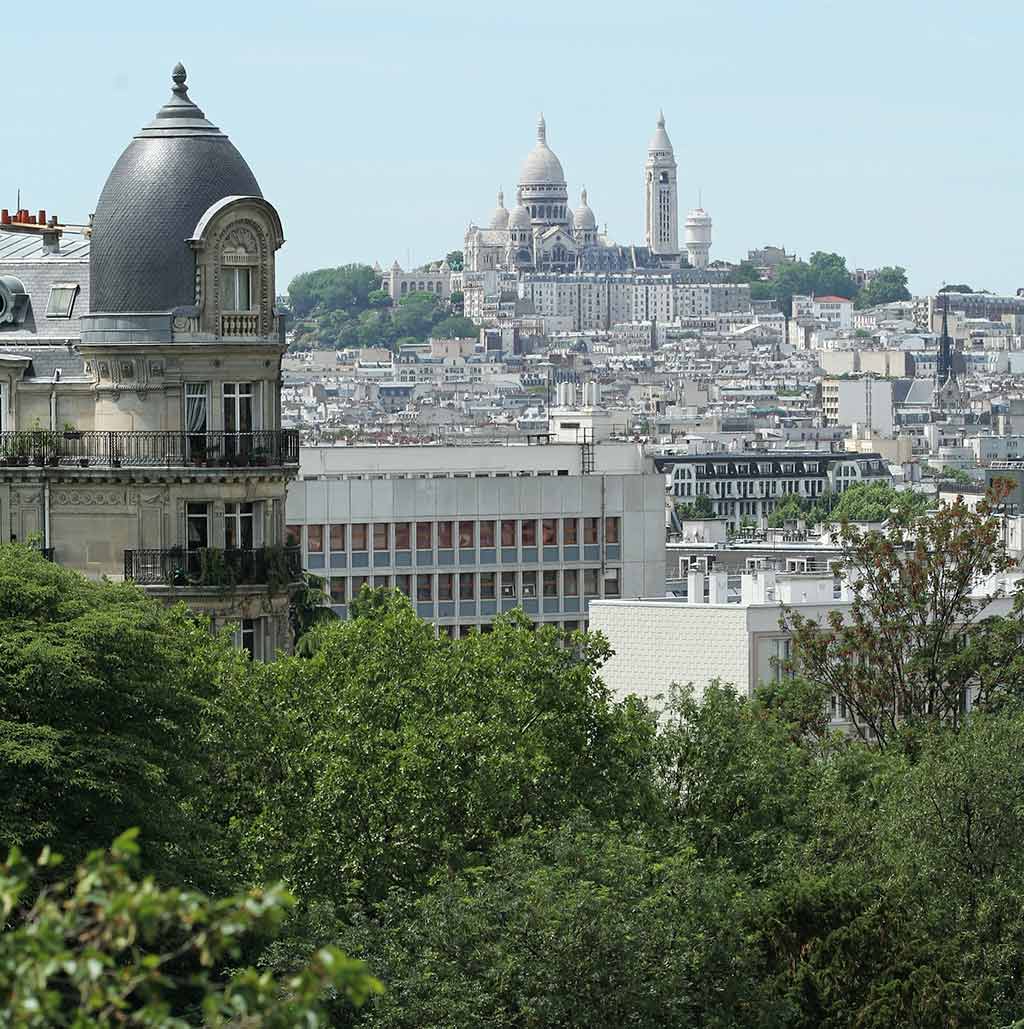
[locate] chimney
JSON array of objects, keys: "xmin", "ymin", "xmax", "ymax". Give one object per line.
[{"xmin": 42, "ymin": 229, "xmax": 61, "ymax": 255}]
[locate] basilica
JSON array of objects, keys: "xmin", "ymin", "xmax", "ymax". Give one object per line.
[{"xmin": 463, "ymin": 112, "xmax": 701, "ymax": 275}]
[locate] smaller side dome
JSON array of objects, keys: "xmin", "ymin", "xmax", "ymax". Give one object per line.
[
  {"xmin": 509, "ymin": 189, "xmax": 531, "ymax": 230},
  {"xmin": 573, "ymin": 188, "xmax": 596, "ymax": 231},
  {"xmin": 490, "ymin": 189, "xmax": 510, "ymax": 229}
]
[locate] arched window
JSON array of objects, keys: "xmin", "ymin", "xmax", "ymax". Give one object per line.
[{"xmin": 401, "ymin": 281, "xmax": 407, "ymax": 294}]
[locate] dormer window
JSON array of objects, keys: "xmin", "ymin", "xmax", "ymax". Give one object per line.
[
  {"xmin": 46, "ymin": 283, "xmax": 79, "ymax": 318},
  {"xmin": 222, "ymin": 266, "xmax": 252, "ymax": 312}
]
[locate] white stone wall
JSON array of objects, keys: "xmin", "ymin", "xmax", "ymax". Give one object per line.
[{"xmin": 589, "ymin": 601, "xmax": 751, "ymax": 710}]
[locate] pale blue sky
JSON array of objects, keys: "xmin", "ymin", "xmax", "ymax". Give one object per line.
[{"xmin": 8, "ymin": 0, "xmax": 1023, "ymax": 295}]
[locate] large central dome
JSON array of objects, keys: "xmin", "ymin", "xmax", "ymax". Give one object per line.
[
  {"xmin": 519, "ymin": 115, "xmax": 566, "ymax": 186},
  {"xmin": 89, "ymin": 64, "xmax": 262, "ymax": 314}
]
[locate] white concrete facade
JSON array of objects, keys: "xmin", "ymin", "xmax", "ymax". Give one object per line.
[{"xmin": 286, "ymin": 442, "xmax": 665, "ymax": 635}]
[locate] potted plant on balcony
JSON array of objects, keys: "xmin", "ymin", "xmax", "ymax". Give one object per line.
[
  {"xmin": 203, "ymin": 445, "xmax": 223, "ymax": 468},
  {"xmin": 62, "ymin": 421, "xmax": 82, "ymax": 441}
]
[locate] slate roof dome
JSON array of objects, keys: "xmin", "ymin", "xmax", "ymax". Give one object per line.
[
  {"xmin": 89, "ymin": 64, "xmax": 262, "ymax": 314},
  {"xmin": 519, "ymin": 115, "xmax": 566, "ymax": 186}
]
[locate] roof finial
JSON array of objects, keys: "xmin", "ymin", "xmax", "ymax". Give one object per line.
[
  {"xmin": 498, "ymin": 188, "xmax": 505, "ymax": 207},
  {"xmin": 537, "ymin": 113, "xmax": 546, "ymax": 143},
  {"xmin": 581, "ymin": 187, "xmax": 588, "ymax": 204},
  {"xmin": 172, "ymin": 62, "xmax": 188, "ymax": 97},
  {"xmin": 657, "ymin": 108, "xmax": 665, "ymax": 128}
]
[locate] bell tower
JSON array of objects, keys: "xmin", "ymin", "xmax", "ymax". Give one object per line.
[{"xmin": 644, "ymin": 110, "xmax": 679, "ymax": 256}]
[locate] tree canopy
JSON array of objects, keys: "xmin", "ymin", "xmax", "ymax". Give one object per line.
[{"xmin": 855, "ymin": 265, "xmax": 911, "ymax": 309}]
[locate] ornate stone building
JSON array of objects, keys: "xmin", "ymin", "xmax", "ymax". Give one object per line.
[{"xmin": 0, "ymin": 64, "xmax": 299, "ymax": 658}]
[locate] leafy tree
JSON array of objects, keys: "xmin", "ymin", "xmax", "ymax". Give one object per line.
[
  {"xmin": 391, "ymin": 291, "xmax": 441, "ymax": 341},
  {"xmin": 288, "ymin": 265, "xmax": 381, "ymax": 318},
  {"xmin": 939, "ymin": 283, "xmax": 973, "ymax": 293},
  {"xmin": 444, "ymin": 250, "xmax": 464, "ymax": 271},
  {"xmin": 343, "ymin": 817, "xmax": 773, "ymax": 1029},
  {"xmin": 784, "ymin": 490, "xmax": 1024, "ymax": 747},
  {"xmin": 0, "ymin": 545, "xmax": 234, "ymax": 886},
  {"xmin": 430, "ymin": 315, "xmax": 477, "ymax": 339},
  {"xmin": 0, "ymin": 829, "xmax": 381, "ymax": 1027},
  {"xmin": 766, "ymin": 494, "xmax": 807, "ymax": 528},
  {"xmin": 938, "ymin": 464, "xmax": 971, "ymax": 486},
  {"xmin": 290, "ymin": 572, "xmax": 336, "ymax": 657},
  {"xmin": 675, "ymin": 495, "xmax": 714, "ymax": 520},
  {"xmin": 728, "ymin": 260, "xmax": 762, "ymax": 284},
  {"xmin": 855, "ymin": 265, "xmax": 911, "ymax": 309},
  {"xmin": 825, "ymin": 481, "xmax": 931, "ymax": 523},
  {"xmin": 214, "ymin": 597, "xmax": 658, "ymax": 908},
  {"xmin": 807, "ymin": 251, "xmax": 858, "ymax": 300}
]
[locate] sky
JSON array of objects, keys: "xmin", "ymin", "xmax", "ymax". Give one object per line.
[{"xmin": 7, "ymin": 0, "xmax": 1024, "ymax": 297}]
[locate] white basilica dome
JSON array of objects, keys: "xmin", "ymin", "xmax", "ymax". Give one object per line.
[{"xmin": 519, "ymin": 114, "xmax": 566, "ymax": 186}]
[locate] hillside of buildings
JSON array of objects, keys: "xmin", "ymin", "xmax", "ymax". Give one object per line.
[{"xmin": 8, "ymin": 488, "xmax": 1024, "ymax": 1025}]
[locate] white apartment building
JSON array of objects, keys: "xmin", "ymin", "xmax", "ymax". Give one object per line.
[
  {"xmin": 591, "ymin": 566, "xmax": 1019, "ymax": 719},
  {"xmin": 285, "ymin": 440, "xmax": 665, "ymax": 636},
  {"xmin": 821, "ymin": 377, "xmax": 895, "ymax": 436},
  {"xmin": 658, "ymin": 451, "xmax": 891, "ymax": 529},
  {"xmin": 792, "ymin": 294, "xmax": 854, "ymax": 330}
]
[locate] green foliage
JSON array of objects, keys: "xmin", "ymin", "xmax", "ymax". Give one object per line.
[
  {"xmin": 0, "ymin": 829, "xmax": 381, "ymax": 1027},
  {"xmin": 0, "ymin": 544, "xmax": 234, "ymax": 888},
  {"xmin": 785, "ymin": 489, "xmax": 1024, "ymax": 748},
  {"xmin": 939, "ymin": 283, "xmax": 974, "ymax": 293},
  {"xmin": 826, "ymin": 481, "xmax": 932, "ymax": 524},
  {"xmin": 728, "ymin": 259, "xmax": 762, "ymax": 284},
  {"xmin": 444, "ymin": 250, "xmax": 464, "ymax": 271},
  {"xmin": 214, "ymin": 595, "xmax": 658, "ymax": 908},
  {"xmin": 288, "ymin": 264, "xmax": 381, "ymax": 319},
  {"xmin": 938, "ymin": 464, "xmax": 971, "ymax": 486},
  {"xmin": 855, "ymin": 265, "xmax": 911, "ymax": 309},
  {"xmin": 429, "ymin": 314, "xmax": 476, "ymax": 339},
  {"xmin": 675, "ymin": 494, "xmax": 714, "ymax": 519}
]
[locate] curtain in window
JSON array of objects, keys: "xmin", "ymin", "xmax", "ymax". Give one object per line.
[{"xmin": 185, "ymin": 385, "xmax": 208, "ymax": 433}]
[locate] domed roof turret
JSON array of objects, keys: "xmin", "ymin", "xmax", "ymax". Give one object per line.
[
  {"xmin": 90, "ymin": 64, "xmax": 262, "ymax": 314},
  {"xmin": 509, "ymin": 189, "xmax": 531, "ymax": 230},
  {"xmin": 490, "ymin": 189, "xmax": 509, "ymax": 229},
  {"xmin": 573, "ymin": 188, "xmax": 596, "ymax": 231},
  {"xmin": 519, "ymin": 115, "xmax": 566, "ymax": 186},
  {"xmin": 648, "ymin": 109, "xmax": 673, "ymax": 153}
]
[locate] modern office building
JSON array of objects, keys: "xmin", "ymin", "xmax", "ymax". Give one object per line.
[
  {"xmin": 0, "ymin": 64, "xmax": 299, "ymax": 657},
  {"xmin": 285, "ymin": 440, "xmax": 666, "ymax": 634}
]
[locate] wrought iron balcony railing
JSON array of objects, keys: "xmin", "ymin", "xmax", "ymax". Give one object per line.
[
  {"xmin": 0, "ymin": 429, "xmax": 299, "ymax": 469},
  {"xmin": 124, "ymin": 546, "xmax": 302, "ymax": 588}
]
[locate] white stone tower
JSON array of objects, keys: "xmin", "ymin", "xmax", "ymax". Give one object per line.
[
  {"xmin": 644, "ymin": 110, "xmax": 679, "ymax": 256},
  {"xmin": 684, "ymin": 207, "xmax": 712, "ymax": 268}
]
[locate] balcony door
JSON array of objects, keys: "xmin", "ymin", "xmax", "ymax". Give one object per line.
[
  {"xmin": 184, "ymin": 383, "xmax": 209, "ymax": 462},
  {"xmin": 225, "ymin": 502, "xmax": 256, "ymax": 550},
  {"xmin": 184, "ymin": 501, "xmax": 210, "ymax": 579},
  {"xmin": 223, "ymin": 382, "xmax": 256, "ymax": 463}
]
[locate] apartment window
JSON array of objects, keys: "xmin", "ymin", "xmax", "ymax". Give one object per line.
[
  {"xmin": 583, "ymin": 518, "xmax": 599, "ymax": 545},
  {"xmin": 285, "ymin": 523, "xmax": 301, "ymax": 548},
  {"xmin": 417, "ymin": 574, "xmax": 433, "ymax": 601},
  {"xmin": 330, "ymin": 524, "xmax": 346, "ymax": 551},
  {"xmin": 459, "ymin": 573, "xmax": 475, "ymax": 600},
  {"xmin": 522, "ymin": 570, "xmax": 538, "ymax": 597},
  {"xmin": 459, "ymin": 521, "xmax": 475, "ymax": 548},
  {"xmin": 501, "ymin": 520, "xmax": 517, "ymax": 546},
  {"xmin": 329, "ymin": 578, "xmax": 346, "ymax": 603},
  {"xmin": 605, "ymin": 517, "xmax": 620, "ymax": 544},
  {"xmin": 186, "ymin": 502, "xmax": 209, "ymax": 550},
  {"xmin": 225, "ymin": 502, "xmax": 256, "ymax": 550},
  {"xmin": 351, "ymin": 523, "xmax": 368, "ymax": 551},
  {"xmin": 603, "ymin": 568, "xmax": 620, "ymax": 597},
  {"xmin": 542, "ymin": 519, "xmax": 558, "ymax": 546},
  {"xmin": 306, "ymin": 523, "xmax": 324, "ymax": 554},
  {"xmin": 416, "ymin": 521, "xmax": 433, "ymax": 549},
  {"xmin": 438, "ymin": 521, "xmax": 454, "ymax": 549},
  {"xmin": 45, "ymin": 283, "xmax": 78, "ymax": 318},
  {"xmin": 480, "ymin": 571, "xmax": 496, "ymax": 600},
  {"xmin": 223, "ymin": 382, "xmax": 254, "ymax": 433},
  {"xmin": 373, "ymin": 523, "xmax": 390, "ymax": 551},
  {"xmin": 584, "ymin": 568, "xmax": 599, "ymax": 596},
  {"xmin": 438, "ymin": 573, "xmax": 453, "ymax": 601},
  {"xmin": 501, "ymin": 571, "xmax": 517, "ymax": 598},
  {"xmin": 480, "ymin": 520, "xmax": 496, "ymax": 547},
  {"xmin": 543, "ymin": 570, "xmax": 559, "ymax": 597},
  {"xmin": 374, "ymin": 575, "xmax": 389, "ymax": 589},
  {"xmin": 395, "ymin": 522, "xmax": 411, "ymax": 550},
  {"xmin": 770, "ymin": 638, "xmax": 793, "ymax": 682},
  {"xmin": 222, "ymin": 266, "xmax": 252, "ymax": 311},
  {"xmin": 564, "ymin": 569, "xmax": 579, "ymax": 596},
  {"xmin": 234, "ymin": 617, "xmax": 258, "ymax": 659},
  {"xmin": 395, "ymin": 574, "xmax": 412, "ymax": 597},
  {"xmin": 521, "ymin": 520, "xmax": 537, "ymax": 546},
  {"xmin": 563, "ymin": 518, "xmax": 578, "ymax": 545},
  {"xmin": 351, "ymin": 575, "xmax": 369, "ymax": 596}
]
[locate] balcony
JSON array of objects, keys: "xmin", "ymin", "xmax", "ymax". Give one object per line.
[
  {"xmin": 124, "ymin": 546, "xmax": 302, "ymax": 588},
  {"xmin": 0, "ymin": 430, "xmax": 299, "ymax": 469}
]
